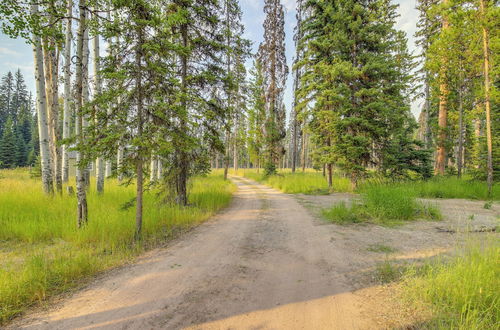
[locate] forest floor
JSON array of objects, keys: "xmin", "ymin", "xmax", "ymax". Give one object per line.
[{"xmin": 8, "ymin": 176, "xmax": 499, "ymax": 329}]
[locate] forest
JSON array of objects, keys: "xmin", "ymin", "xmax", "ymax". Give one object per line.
[{"xmin": 0, "ymin": 0, "xmax": 498, "ymax": 328}]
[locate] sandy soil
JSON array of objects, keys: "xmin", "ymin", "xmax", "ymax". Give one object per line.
[{"xmin": 9, "ymin": 176, "xmax": 498, "ymax": 330}]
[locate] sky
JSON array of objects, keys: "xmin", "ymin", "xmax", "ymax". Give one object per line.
[{"xmin": 0, "ymin": 0, "xmax": 422, "ymax": 117}]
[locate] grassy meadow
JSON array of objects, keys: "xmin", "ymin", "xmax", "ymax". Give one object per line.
[
  {"xmin": 233, "ymin": 168, "xmax": 499, "ymax": 200},
  {"xmin": 0, "ymin": 168, "xmax": 235, "ymax": 323}
]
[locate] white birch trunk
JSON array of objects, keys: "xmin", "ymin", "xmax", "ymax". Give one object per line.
[
  {"xmin": 62, "ymin": 0, "xmax": 73, "ymax": 183},
  {"xmin": 76, "ymin": 0, "xmax": 88, "ymax": 226},
  {"xmin": 150, "ymin": 157, "xmax": 158, "ymax": 182},
  {"xmin": 31, "ymin": 4, "xmax": 54, "ymax": 194},
  {"xmin": 117, "ymin": 145, "xmax": 124, "ymax": 181},
  {"xmin": 94, "ymin": 25, "xmax": 104, "ymax": 193},
  {"xmin": 43, "ymin": 37, "xmax": 62, "ymax": 193},
  {"xmin": 157, "ymin": 159, "xmax": 163, "ymax": 180},
  {"xmin": 82, "ymin": 22, "xmax": 91, "ymax": 187}
]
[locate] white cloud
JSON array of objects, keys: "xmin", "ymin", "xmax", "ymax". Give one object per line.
[{"xmin": 0, "ymin": 47, "xmax": 20, "ymax": 56}]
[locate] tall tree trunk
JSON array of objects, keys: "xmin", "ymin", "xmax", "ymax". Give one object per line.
[
  {"xmin": 76, "ymin": 0, "xmax": 88, "ymax": 227},
  {"xmin": 117, "ymin": 145, "xmax": 124, "ymax": 181},
  {"xmin": 291, "ymin": 117, "xmax": 298, "ymax": 173},
  {"xmin": 105, "ymin": 9, "xmax": 114, "ymax": 179},
  {"xmin": 327, "ymin": 163, "xmax": 333, "ymax": 188},
  {"xmin": 291, "ymin": 1, "xmax": 303, "ymax": 173},
  {"xmin": 224, "ymin": 133, "xmax": 230, "ymax": 180},
  {"xmin": 82, "ymin": 24, "xmax": 91, "ymax": 188},
  {"xmin": 480, "ymin": 0, "xmax": 493, "ymax": 196},
  {"xmin": 176, "ymin": 23, "xmax": 189, "ymax": 206},
  {"xmin": 157, "ymin": 159, "xmax": 163, "ymax": 180},
  {"xmin": 62, "ymin": 0, "xmax": 72, "ymax": 183},
  {"xmin": 135, "ymin": 24, "xmax": 144, "ymax": 239},
  {"xmin": 457, "ymin": 82, "xmax": 464, "ymax": 178},
  {"xmin": 150, "ymin": 156, "xmax": 157, "ymax": 182},
  {"xmin": 233, "ymin": 143, "xmax": 238, "ymax": 171},
  {"xmin": 301, "ymin": 130, "xmax": 307, "ymax": 172},
  {"xmin": 224, "ymin": 0, "xmax": 231, "ymax": 181},
  {"xmin": 43, "ymin": 39, "xmax": 62, "ymax": 194},
  {"xmin": 31, "ymin": 3, "xmax": 54, "ymax": 194},
  {"xmin": 423, "ymin": 74, "xmax": 432, "ymax": 149},
  {"xmin": 435, "ymin": 0, "xmax": 449, "ymax": 176},
  {"xmin": 94, "ymin": 27, "xmax": 104, "ymax": 193}
]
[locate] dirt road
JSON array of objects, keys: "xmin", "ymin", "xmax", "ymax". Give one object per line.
[
  {"xmin": 14, "ymin": 176, "xmax": 497, "ymax": 330},
  {"xmin": 12, "ymin": 176, "xmax": 391, "ymax": 330}
]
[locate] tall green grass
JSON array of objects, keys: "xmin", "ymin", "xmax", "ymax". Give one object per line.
[
  {"xmin": 0, "ymin": 169, "xmax": 235, "ymax": 323},
  {"xmin": 392, "ymin": 177, "xmax": 499, "ymax": 200},
  {"xmin": 322, "ymin": 185, "xmax": 442, "ymax": 225},
  {"xmin": 404, "ymin": 242, "xmax": 499, "ymax": 329},
  {"xmin": 235, "ymin": 169, "xmax": 352, "ymax": 194},
  {"xmin": 232, "ymin": 169, "xmax": 498, "ymax": 200}
]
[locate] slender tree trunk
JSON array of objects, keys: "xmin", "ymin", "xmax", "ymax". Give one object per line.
[
  {"xmin": 62, "ymin": 0, "xmax": 72, "ymax": 183},
  {"xmin": 76, "ymin": 0, "xmax": 88, "ymax": 227},
  {"xmin": 150, "ymin": 156, "xmax": 157, "ymax": 182},
  {"xmin": 233, "ymin": 124, "xmax": 238, "ymax": 171},
  {"xmin": 424, "ymin": 75, "xmax": 432, "ymax": 149},
  {"xmin": 31, "ymin": 3, "xmax": 53, "ymax": 194},
  {"xmin": 480, "ymin": 0, "xmax": 493, "ymax": 196},
  {"xmin": 157, "ymin": 159, "xmax": 163, "ymax": 180},
  {"xmin": 457, "ymin": 82, "xmax": 464, "ymax": 178},
  {"xmin": 43, "ymin": 38, "xmax": 62, "ymax": 194},
  {"xmin": 224, "ymin": 136, "xmax": 230, "ymax": 180},
  {"xmin": 224, "ymin": 0, "xmax": 232, "ymax": 180},
  {"xmin": 135, "ymin": 24, "xmax": 144, "ymax": 239},
  {"xmin": 82, "ymin": 24, "xmax": 91, "ymax": 188},
  {"xmin": 301, "ymin": 130, "xmax": 307, "ymax": 172},
  {"xmin": 94, "ymin": 27, "xmax": 104, "ymax": 193},
  {"xmin": 105, "ymin": 9, "xmax": 113, "ymax": 179},
  {"xmin": 291, "ymin": 118, "xmax": 298, "ymax": 173},
  {"xmin": 327, "ymin": 163, "xmax": 333, "ymax": 188},
  {"xmin": 435, "ymin": 0, "xmax": 449, "ymax": 175},
  {"xmin": 117, "ymin": 145, "xmax": 124, "ymax": 181},
  {"xmin": 233, "ymin": 146, "xmax": 238, "ymax": 171},
  {"xmin": 292, "ymin": 0, "xmax": 304, "ymax": 173},
  {"xmin": 176, "ymin": 23, "xmax": 189, "ymax": 206}
]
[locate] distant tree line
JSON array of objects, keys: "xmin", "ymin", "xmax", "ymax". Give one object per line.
[{"xmin": 0, "ymin": 69, "xmax": 38, "ymax": 169}]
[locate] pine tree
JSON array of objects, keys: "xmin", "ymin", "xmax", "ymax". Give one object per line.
[
  {"xmin": 165, "ymin": 0, "xmax": 226, "ymax": 205},
  {"xmin": 12, "ymin": 69, "xmax": 29, "ymax": 122},
  {"xmin": 298, "ymin": 0, "xmax": 417, "ymax": 188},
  {"xmin": 415, "ymin": 0, "xmax": 440, "ymax": 149},
  {"xmin": 0, "ymin": 71, "xmax": 14, "ymax": 134},
  {"xmin": 14, "ymin": 125, "xmax": 27, "ymax": 166},
  {"xmin": 221, "ymin": 0, "xmax": 251, "ymax": 179},
  {"xmin": 257, "ymin": 0, "xmax": 288, "ymax": 175},
  {"xmin": 0, "ymin": 118, "xmax": 17, "ymax": 168}
]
